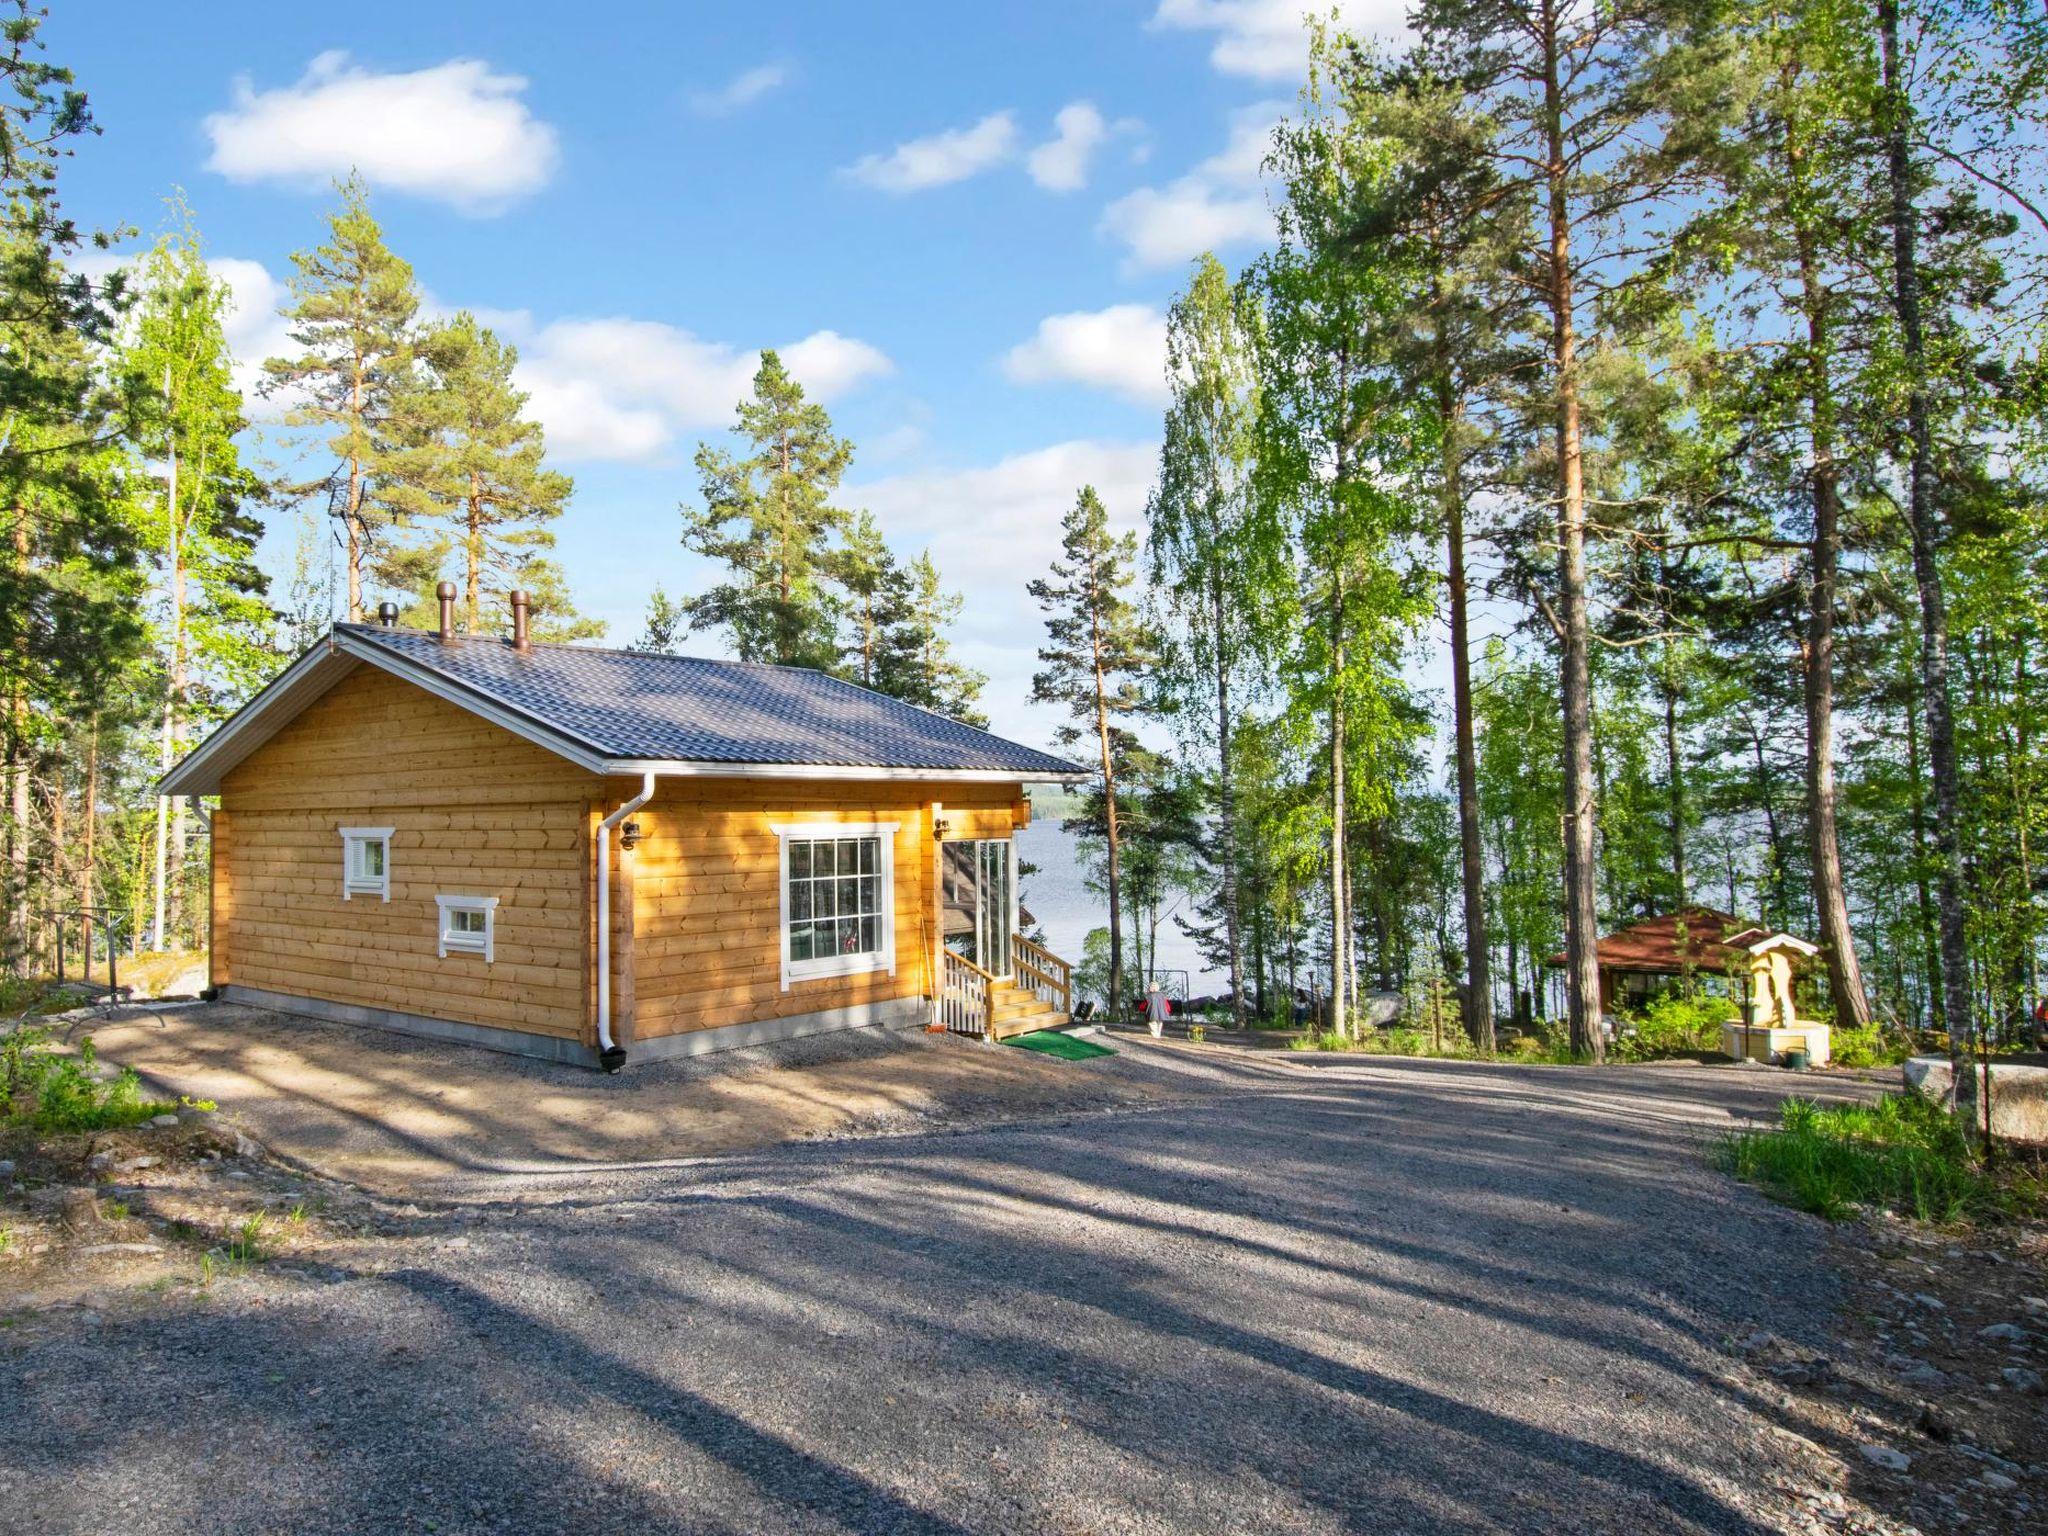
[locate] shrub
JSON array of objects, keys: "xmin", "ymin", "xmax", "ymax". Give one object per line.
[
  {"xmin": 1, "ymin": 1026, "xmax": 185, "ymax": 1133},
  {"xmin": 1612, "ymin": 991, "xmax": 1731, "ymax": 1062},
  {"xmin": 1829, "ymin": 1023, "xmax": 1915, "ymax": 1069},
  {"xmin": 1712, "ymin": 1091, "xmax": 2001, "ymax": 1222}
]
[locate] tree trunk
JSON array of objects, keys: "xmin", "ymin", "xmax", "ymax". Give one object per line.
[
  {"xmin": 1878, "ymin": 0, "xmax": 1975, "ymax": 1068},
  {"xmin": 1212, "ymin": 572, "xmax": 1246, "ymax": 1026},
  {"xmin": 1092, "ymin": 561, "xmax": 1125, "ymax": 1020},
  {"xmin": 466, "ymin": 476, "xmax": 485, "ymax": 632},
  {"xmin": 7, "ymin": 510, "xmax": 28, "ymax": 971},
  {"xmin": 1541, "ymin": 1, "xmax": 1603, "ymax": 1061},
  {"xmin": 1441, "ymin": 363, "xmax": 1493, "ymax": 1051},
  {"xmin": 1786, "ymin": 104, "xmax": 1873, "ymax": 1034}
]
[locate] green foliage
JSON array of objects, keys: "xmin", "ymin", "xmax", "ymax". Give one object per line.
[
  {"xmin": 264, "ymin": 173, "xmax": 421, "ymax": 618},
  {"xmin": 1611, "ymin": 991, "xmax": 1733, "ymax": 1062},
  {"xmin": 875, "ymin": 550, "xmax": 985, "ymax": 725},
  {"xmin": 0, "ymin": 1027, "xmax": 178, "ymax": 1132},
  {"xmin": 1829, "ymin": 1023, "xmax": 1915, "ymax": 1069},
  {"xmin": 1713, "ymin": 1092, "xmax": 2014, "ymax": 1223},
  {"xmin": 375, "ymin": 310, "xmax": 574, "ymax": 633},
  {"xmin": 682, "ymin": 350, "xmax": 852, "ymax": 668}
]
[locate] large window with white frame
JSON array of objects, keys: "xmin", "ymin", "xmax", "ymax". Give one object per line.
[
  {"xmin": 339, "ymin": 826, "xmax": 393, "ymax": 901},
  {"xmin": 775, "ymin": 824, "xmax": 896, "ymax": 988},
  {"xmin": 436, "ymin": 894, "xmax": 498, "ymax": 963}
]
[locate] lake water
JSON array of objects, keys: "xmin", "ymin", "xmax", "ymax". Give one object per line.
[{"xmin": 1014, "ymin": 816, "xmax": 1227, "ymax": 995}]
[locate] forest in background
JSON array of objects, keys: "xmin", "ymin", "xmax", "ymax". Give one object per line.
[{"xmin": 1015, "ymin": 0, "xmax": 2048, "ymax": 1064}]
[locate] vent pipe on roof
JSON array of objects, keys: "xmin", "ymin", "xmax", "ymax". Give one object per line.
[
  {"xmin": 376, "ymin": 601, "xmax": 399, "ymax": 628},
  {"xmin": 436, "ymin": 580, "xmax": 457, "ymax": 641},
  {"xmin": 509, "ymin": 588, "xmax": 531, "ymax": 651}
]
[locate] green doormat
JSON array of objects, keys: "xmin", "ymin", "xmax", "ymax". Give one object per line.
[{"xmin": 1005, "ymin": 1030, "xmax": 1117, "ymax": 1060}]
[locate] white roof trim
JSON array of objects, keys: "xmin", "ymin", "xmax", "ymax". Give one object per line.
[
  {"xmin": 159, "ymin": 628, "xmax": 1090, "ymax": 797},
  {"xmin": 1743, "ymin": 933, "xmax": 1821, "ymax": 957}
]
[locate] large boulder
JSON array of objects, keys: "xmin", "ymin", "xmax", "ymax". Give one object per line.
[{"xmin": 1903, "ymin": 1055, "xmax": 2048, "ymax": 1142}]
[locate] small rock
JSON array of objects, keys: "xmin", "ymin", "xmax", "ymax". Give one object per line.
[
  {"xmin": 1915, "ymin": 1293, "xmax": 1947, "ymax": 1311},
  {"xmin": 149, "ymin": 1113, "xmax": 178, "ymax": 1129},
  {"xmin": 2020, "ymin": 1295, "xmax": 2047, "ymax": 1314},
  {"xmin": 1979, "ymin": 1471, "xmax": 2019, "ymax": 1493},
  {"xmin": 176, "ymin": 1106, "xmax": 209, "ymax": 1124},
  {"xmin": 1979, "ymin": 1322, "xmax": 2029, "ymax": 1343},
  {"xmin": 1903, "ymin": 1364, "xmax": 1951, "ymax": 1391},
  {"xmin": 58, "ymin": 1189, "xmax": 101, "ymax": 1230},
  {"xmin": 2001, "ymin": 1366, "xmax": 2044, "ymax": 1395},
  {"xmin": 118, "ymin": 1156, "xmax": 159, "ymax": 1172},
  {"xmin": 0, "ymin": 1158, "xmax": 14, "ymax": 1179},
  {"xmin": 1859, "ymin": 1443, "xmax": 1911, "ymax": 1472},
  {"xmin": 86, "ymin": 1150, "xmax": 115, "ymax": 1171}
]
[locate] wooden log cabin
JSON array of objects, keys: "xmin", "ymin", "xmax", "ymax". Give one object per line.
[{"xmin": 159, "ymin": 589, "xmax": 1088, "ymax": 1070}]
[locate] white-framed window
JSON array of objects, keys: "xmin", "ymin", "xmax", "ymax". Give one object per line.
[
  {"xmin": 436, "ymin": 895, "xmax": 499, "ymax": 963},
  {"xmin": 339, "ymin": 826, "xmax": 394, "ymax": 901},
  {"xmin": 773, "ymin": 823, "xmax": 896, "ymax": 989}
]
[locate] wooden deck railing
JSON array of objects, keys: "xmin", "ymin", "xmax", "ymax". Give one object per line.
[
  {"xmin": 938, "ymin": 948, "xmax": 996, "ymax": 1037},
  {"xmin": 1010, "ymin": 934, "xmax": 1072, "ymax": 1016}
]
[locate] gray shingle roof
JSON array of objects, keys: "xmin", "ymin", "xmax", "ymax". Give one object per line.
[{"xmin": 340, "ymin": 624, "xmax": 1085, "ymax": 778}]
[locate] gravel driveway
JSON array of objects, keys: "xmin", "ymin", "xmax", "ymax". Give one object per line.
[{"xmin": 3, "ymin": 1056, "xmax": 1882, "ymax": 1534}]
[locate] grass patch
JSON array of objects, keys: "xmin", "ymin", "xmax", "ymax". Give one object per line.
[
  {"xmin": 1712, "ymin": 1091, "xmax": 2030, "ymax": 1223},
  {"xmin": 1, "ymin": 1026, "xmax": 195, "ymax": 1133},
  {"xmin": 1006, "ymin": 1030, "xmax": 1116, "ymax": 1061}
]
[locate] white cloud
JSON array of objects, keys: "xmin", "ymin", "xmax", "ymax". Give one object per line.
[
  {"xmin": 203, "ymin": 51, "xmax": 558, "ymax": 212},
  {"xmin": 1027, "ymin": 102, "xmax": 1109, "ymax": 192},
  {"xmin": 1151, "ymin": 0, "xmax": 1410, "ymax": 81},
  {"xmin": 854, "ymin": 439, "xmax": 1156, "ymax": 602},
  {"xmin": 513, "ymin": 318, "xmax": 894, "ymax": 463},
  {"xmin": 1100, "ymin": 100, "xmax": 1284, "ymax": 270},
  {"xmin": 689, "ymin": 62, "xmax": 789, "ymax": 117},
  {"xmin": 1003, "ymin": 305, "xmax": 1169, "ymax": 406},
  {"xmin": 844, "ymin": 110, "xmax": 1019, "ymax": 193}
]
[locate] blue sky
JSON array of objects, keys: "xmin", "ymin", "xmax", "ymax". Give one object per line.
[{"xmin": 58, "ymin": 1, "xmax": 1403, "ymax": 750}]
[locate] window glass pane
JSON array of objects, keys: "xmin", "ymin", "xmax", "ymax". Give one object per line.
[
  {"xmin": 837, "ymin": 917, "xmax": 859, "ymax": 954},
  {"xmin": 790, "ymin": 925, "xmax": 815, "ymax": 962},
  {"xmin": 814, "ymin": 841, "xmax": 836, "ymax": 876},
  {"xmin": 790, "ymin": 882, "xmax": 811, "ymax": 920},
  {"xmin": 365, "ymin": 841, "xmax": 385, "ymax": 877},
  {"xmin": 838, "ymin": 877, "xmax": 858, "ymax": 915},
  {"xmin": 859, "ymin": 876, "xmax": 879, "ymax": 914},
  {"xmin": 860, "ymin": 916, "xmax": 879, "ymax": 953},
  {"xmin": 815, "ymin": 879, "xmax": 836, "ymax": 917},
  {"xmin": 858, "ymin": 838, "xmax": 877, "ymax": 874},
  {"xmin": 790, "ymin": 841, "xmax": 810, "ymax": 880}
]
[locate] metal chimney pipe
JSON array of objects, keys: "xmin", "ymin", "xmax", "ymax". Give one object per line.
[
  {"xmin": 436, "ymin": 580, "xmax": 457, "ymax": 640},
  {"xmin": 509, "ymin": 588, "xmax": 531, "ymax": 651},
  {"xmin": 376, "ymin": 601, "xmax": 399, "ymax": 628}
]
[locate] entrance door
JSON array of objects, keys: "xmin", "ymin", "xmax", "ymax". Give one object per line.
[{"xmin": 941, "ymin": 839, "xmax": 1014, "ymax": 977}]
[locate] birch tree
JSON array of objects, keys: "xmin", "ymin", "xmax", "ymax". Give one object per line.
[{"xmin": 1148, "ymin": 251, "xmax": 1283, "ymax": 1028}]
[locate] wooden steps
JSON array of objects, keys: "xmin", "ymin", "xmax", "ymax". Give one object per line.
[{"xmin": 986, "ymin": 979, "xmax": 1071, "ymax": 1041}]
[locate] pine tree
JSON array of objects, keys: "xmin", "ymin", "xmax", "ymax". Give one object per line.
[
  {"xmin": 682, "ymin": 350, "xmax": 851, "ymax": 668},
  {"xmin": 1029, "ymin": 487, "xmax": 1153, "ymax": 1018},
  {"xmin": 375, "ymin": 312, "xmax": 572, "ymax": 632},
  {"xmin": 634, "ymin": 585, "xmax": 687, "ymax": 653},
  {"xmin": 264, "ymin": 174, "xmax": 420, "ymax": 621},
  {"xmin": 879, "ymin": 551, "xmax": 986, "ymax": 725},
  {"xmin": 835, "ymin": 509, "xmax": 906, "ymax": 686}
]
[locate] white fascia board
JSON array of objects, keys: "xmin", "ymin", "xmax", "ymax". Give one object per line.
[
  {"xmin": 602, "ymin": 759, "xmax": 1091, "ymax": 785},
  {"xmin": 156, "ymin": 641, "xmax": 357, "ymax": 798}
]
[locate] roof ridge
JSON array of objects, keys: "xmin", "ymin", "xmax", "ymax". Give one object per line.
[{"xmin": 338, "ymin": 622, "xmax": 805, "ymax": 674}]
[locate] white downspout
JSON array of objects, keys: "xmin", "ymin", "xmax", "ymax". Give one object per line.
[{"xmin": 597, "ymin": 772, "xmax": 657, "ymax": 1067}]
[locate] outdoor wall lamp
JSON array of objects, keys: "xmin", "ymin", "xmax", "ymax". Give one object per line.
[{"xmin": 619, "ymin": 819, "xmax": 643, "ymax": 851}]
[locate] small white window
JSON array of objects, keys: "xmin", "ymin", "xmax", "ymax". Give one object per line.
[
  {"xmin": 773, "ymin": 823, "xmax": 896, "ymax": 989},
  {"xmin": 339, "ymin": 826, "xmax": 394, "ymax": 901},
  {"xmin": 436, "ymin": 895, "xmax": 499, "ymax": 963}
]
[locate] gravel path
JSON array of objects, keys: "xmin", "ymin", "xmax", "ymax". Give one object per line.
[{"xmin": 3, "ymin": 1056, "xmax": 1885, "ymax": 1534}]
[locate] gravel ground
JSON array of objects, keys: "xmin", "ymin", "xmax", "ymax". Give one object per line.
[{"xmin": 2, "ymin": 1055, "xmax": 1900, "ymax": 1534}]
